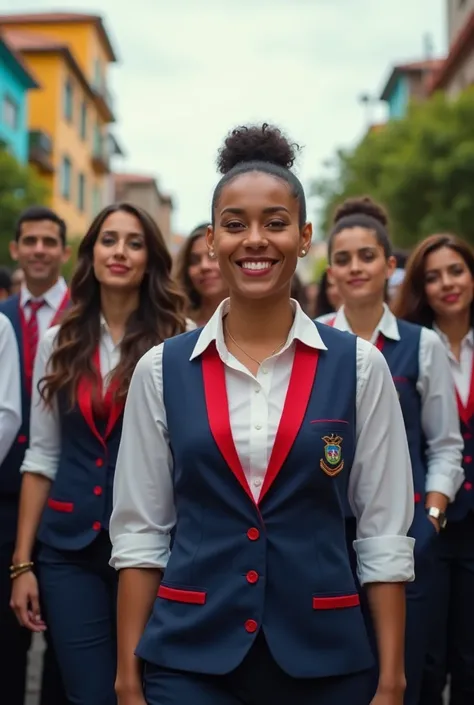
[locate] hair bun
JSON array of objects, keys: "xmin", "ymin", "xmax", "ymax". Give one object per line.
[
  {"xmin": 333, "ymin": 196, "xmax": 388, "ymax": 227},
  {"xmin": 217, "ymin": 123, "xmax": 300, "ymax": 175}
]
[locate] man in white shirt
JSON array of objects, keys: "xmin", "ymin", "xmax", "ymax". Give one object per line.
[{"xmin": 0, "ymin": 205, "xmax": 71, "ymax": 705}]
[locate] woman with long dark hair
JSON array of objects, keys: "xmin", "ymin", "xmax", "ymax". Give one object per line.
[
  {"xmin": 175, "ymin": 223, "xmax": 228, "ymax": 325},
  {"xmin": 325, "ymin": 200, "xmax": 464, "ymax": 705},
  {"xmin": 110, "ymin": 125, "xmax": 416, "ymax": 705},
  {"xmin": 9, "ymin": 203, "xmax": 189, "ymax": 705},
  {"xmin": 314, "ymin": 270, "xmax": 342, "ymax": 320},
  {"xmin": 393, "ymin": 234, "xmax": 474, "ymax": 705}
]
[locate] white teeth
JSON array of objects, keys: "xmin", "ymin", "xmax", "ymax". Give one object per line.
[{"xmin": 241, "ymin": 261, "xmax": 272, "ymax": 270}]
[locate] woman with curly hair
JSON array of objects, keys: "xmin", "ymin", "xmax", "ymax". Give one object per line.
[
  {"xmin": 175, "ymin": 223, "xmax": 228, "ymax": 326},
  {"xmin": 111, "ymin": 125, "xmax": 416, "ymax": 705},
  {"xmin": 10, "ymin": 203, "xmax": 189, "ymax": 705}
]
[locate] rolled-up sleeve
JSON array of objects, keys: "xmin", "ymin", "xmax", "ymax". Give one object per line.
[
  {"xmin": 418, "ymin": 327, "xmax": 464, "ymax": 500},
  {"xmin": 0, "ymin": 313, "xmax": 21, "ymax": 465},
  {"xmin": 21, "ymin": 326, "xmax": 60, "ymax": 481},
  {"xmin": 348, "ymin": 338, "xmax": 415, "ymax": 586},
  {"xmin": 109, "ymin": 344, "xmax": 175, "ymax": 570}
]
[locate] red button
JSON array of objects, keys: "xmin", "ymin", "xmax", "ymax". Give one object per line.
[
  {"xmin": 246, "ymin": 570, "xmax": 259, "ymax": 584},
  {"xmin": 245, "ymin": 619, "xmax": 258, "ymax": 633},
  {"xmin": 247, "ymin": 528, "xmax": 260, "ymax": 541},
  {"xmin": 92, "ymin": 521, "xmax": 101, "ymax": 531},
  {"xmin": 465, "ymin": 456, "xmax": 472, "ymax": 464},
  {"xmin": 93, "ymin": 486, "xmax": 102, "ymax": 496},
  {"xmin": 465, "ymin": 482, "xmax": 473, "ymax": 491},
  {"xmin": 464, "ymin": 433, "xmax": 472, "ymax": 440},
  {"xmin": 95, "ymin": 458, "xmax": 104, "ymax": 467},
  {"xmin": 414, "ymin": 493, "xmax": 422, "ymax": 504},
  {"xmin": 17, "ymin": 435, "xmax": 27, "ymax": 444}
]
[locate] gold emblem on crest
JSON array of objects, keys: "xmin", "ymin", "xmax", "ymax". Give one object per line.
[{"xmin": 320, "ymin": 434, "xmax": 344, "ymax": 477}]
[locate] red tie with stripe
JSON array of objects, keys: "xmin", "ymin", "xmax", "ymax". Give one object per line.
[{"xmin": 25, "ymin": 299, "xmax": 45, "ymax": 393}]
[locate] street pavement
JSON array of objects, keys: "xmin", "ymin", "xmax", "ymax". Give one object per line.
[{"xmin": 25, "ymin": 633, "xmax": 450, "ymax": 705}]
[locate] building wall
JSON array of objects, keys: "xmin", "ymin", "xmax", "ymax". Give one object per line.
[
  {"xmin": 22, "ymin": 51, "xmax": 107, "ymax": 235},
  {"xmin": 447, "ymin": 0, "xmax": 474, "ymax": 46},
  {"xmin": 118, "ymin": 183, "xmax": 172, "ymax": 244},
  {"xmin": 444, "ymin": 45, "xmax": 474, "ymax": 96},
  {"xmin": 386, "ymin": 75, "xmax": 409, "ymax": 119},
  {"xmin": 0, "ymin": 45, "xmax": 30, "ymax": 162}
]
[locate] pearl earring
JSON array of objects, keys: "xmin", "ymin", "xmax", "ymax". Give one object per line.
[
  {"xmin": 209, "ymin": 250, "xmax": 215, "ymax": 259},
  {"xmin": 300, "ymin": 249, "xmax": 306, "ymax": 256}
]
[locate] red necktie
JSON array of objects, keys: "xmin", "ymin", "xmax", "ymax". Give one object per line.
[{"xmin": 25, "ymin": 299, "xmax": 45, "ymax": 391}]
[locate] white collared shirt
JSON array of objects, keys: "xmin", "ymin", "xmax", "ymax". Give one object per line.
[
  {"xmin": 0, "ymin": 313, "xmax": 22, "ymax": 465},
  {"xmin": 110, "ymin": 299, "xmax": 415, "ymax": 586},
  {"xmin": 21, "ymin": 317, "xmax": 196, "ymax": 482},
  {"xmin": 329, "ymin": 305, "xmax": 464, "ymax": 501},
  {"xmin": 20, "ymin": 277, "xmax": 68, "ymax": 338},
  {"xmin": 433, "ymin": 324, "xmax": 474, "ymax": 406}
]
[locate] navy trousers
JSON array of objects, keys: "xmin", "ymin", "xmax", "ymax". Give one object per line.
[
  {"xmin": 345, "ymin": 507, "xmax": 437, "ymax": 705},
  {"xmin": 143, "ymin": 631, "xmax": 374, "ymax": 705},
  {"xmin": 0, "ymin": 499, "xmax": 68, "ymax": 705},
  {"xmin": 419, "ymin": 512, "xmax": 474, "ymax": 705},
  {"xmin": 38, "ymin": 531, "xmax": 118, "ymax": 705}
]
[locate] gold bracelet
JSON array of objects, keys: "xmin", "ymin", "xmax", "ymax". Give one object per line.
[
  {"xmin": 10, "ymin": 566, "xmax": 34, "ymax": 580},
  {"xmin": 9, "ymin": 561, "xmax": 34, "ymax": 574}
]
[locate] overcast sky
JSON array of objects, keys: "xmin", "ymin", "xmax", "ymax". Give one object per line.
[{"xmin": 0, "ymin": 0, "xmax": 446, "ymax": 235}]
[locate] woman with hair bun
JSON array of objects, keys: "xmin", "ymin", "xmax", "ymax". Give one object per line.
[
  {"xmin": 9, "ymin": 203, "xmax": 189, "ymax": 705},
  {"xmin": 325, "ymin": 196, "xmax": 464, "ymax": 705},
  {"xmin": 111, "ymin": 125, "xmax": 416, "ymax": 705}
]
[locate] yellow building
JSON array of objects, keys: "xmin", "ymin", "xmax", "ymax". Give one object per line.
[{"xmin": 0, "ymin": 12, "xmax": 122, "ymax": 236}]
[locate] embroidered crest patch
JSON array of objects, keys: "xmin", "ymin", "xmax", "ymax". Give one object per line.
[{"xmin": 320, "ymin": 434, "xmax": 344, "ymax": 477}]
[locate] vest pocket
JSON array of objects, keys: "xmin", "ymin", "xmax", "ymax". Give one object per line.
[
  {"xmin": 47, "ymin": 498, "xmax": 74, "ymax": 513},
  {"xmin": 312, "ymin": 593, "xmax": 360, "ymax": 610},
  {"xmin": 158, "ymin": 583, "xmax": 207, "ymax": 605}
]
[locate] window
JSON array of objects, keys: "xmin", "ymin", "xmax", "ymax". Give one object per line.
[
  {"xmin": 80, "ymin": 101, "xmax": 87, "ymax": 140},
  {"xmin": 61, "ymin": 156, "xmax": 72, "ymax": 200},
  {"xmin": 3, "ymin": 96, "xmax": 18, "ymax": 129},
  {"xmin": 94, "ymin": 58, "xmax": 102, "ymax": 91},
  {"xmin": 78, "ymin": 173, "xmax": 86, "ymax": 211},
  {"xmin": 63, "ymin": 77, "xmax": 73, "ymax": 122}
]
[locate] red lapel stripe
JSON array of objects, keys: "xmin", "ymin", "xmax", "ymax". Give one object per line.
[
  {"xmin": 259, "ymin": 342, "xmax": 319, "ymax": 503},
  {"xmin": 202, "ymin": 345, "xmax": 255, "ymax": 504},
  {"xmin": 49, "ymin": 290, "xmax": 70, "ymax": 327},
  {"xmin": 456, "ymin": 355, "xmax": 474, "ymax": 427}
]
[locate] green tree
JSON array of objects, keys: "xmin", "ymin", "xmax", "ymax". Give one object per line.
[
  {"xmin": 311, "ymin": 88, "xmax": 474, "ymax": 248},
  {"xmin": 0, "ymin": 148, "xmax": 48, "ymax": 265}
]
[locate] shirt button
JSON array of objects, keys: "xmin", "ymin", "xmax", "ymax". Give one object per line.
[
  {"xmin": 464, "ymin": 481, "xmax": 473, "ymax": 491},
  {"xmin": 92, "ymin": 521, "xmax": 101, "ymax": 531},
  {"xmin": 464, "ymin": 456, "xmax": 472, "ymax": 464},
  {"xmin": 255, "ymin": 388, "xmax": 260, "ymax": 394},
  {"xmin": 245, "ymin": 619, "xmax": 258, "ymax": 633},
  {"xmin": 254, "ymin": 424, "xmax": 262, "ymax": 430},
  {"xmin": 261, "ymin": 368, "xmax": 268, "ymax": 375},
  {"xmin": 95, "ymin": 458, "xmax": 104, "ymax": 467},
  {"xmin": 247, "ymin": 528, "xmax": 260, "ymax": 541},
  {"xmin": 253, "ymin": 479, "xmax": 262, "ymax": 488},
  {"xmin": 93, "ymin": 486, "xmax": 103, "ymax": 496},
  {"xmin": 246, "ymin": 570, "xmax": 259, "ymax": 584}
]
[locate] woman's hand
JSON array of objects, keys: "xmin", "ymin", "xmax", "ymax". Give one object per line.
[
  {"xmin": 10, "ymin": 571, "xmax": 46, "ymax": 632},
  {"xmin": 116, "ymin": 682, "xmax": 147, "ymax": 705}
]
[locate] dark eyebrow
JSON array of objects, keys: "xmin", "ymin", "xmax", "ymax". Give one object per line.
[
  {"xmin": 101, "ymin": 229, "xmax": 144, "ymax": 237},
  {"xmin": 220, "ymin": 206, "xmax": 290, "ymax": 216},
  {"xmin": 333, "ymin": 246, "xmax": 378, "ymax": 256}
]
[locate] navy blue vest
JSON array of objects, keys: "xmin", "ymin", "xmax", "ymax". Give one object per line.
[
  {"xmin": 448, "ymin": 406, "xmax": 474, "ymax": 522},
  {"xmin": 136, "ymin": 324, "xmax": 374, "ymax": 678},
  {"xmin": 38, "ymin": 390, "xmax": 123, "ymax": 551}
]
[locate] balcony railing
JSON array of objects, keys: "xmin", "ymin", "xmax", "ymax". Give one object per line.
[
  {"xmin": 28, "ymin": 130, "xmax": 54, "ymax": 173},
  {"xmin": 92, "ymin": 82, "xmax": 115, "ymax": 122},
  {"xmin": 91, "ymin": 141, "xmax": 110, "ymax": 174}
]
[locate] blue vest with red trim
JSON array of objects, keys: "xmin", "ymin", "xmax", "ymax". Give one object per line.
[
  {"xmin": 448, "ymin": 413, "xmax": 474, "ymax": 522},
  {"xmin": 135, "ymin": 324, "xmax": 374, "ymax": 679},
  {"xmin": 38, "ymin": 390, "xmax": 123, "ymax": 551}
]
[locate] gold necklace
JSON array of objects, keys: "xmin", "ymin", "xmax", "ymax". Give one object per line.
[{"xmin": 224, "ymin": 321, "xmax": 287, "ymax": 366}]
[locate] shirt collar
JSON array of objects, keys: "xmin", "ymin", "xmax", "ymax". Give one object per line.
[
  {"xmin": 433, "ymin": 323, "xmax": 474, "ymax": 349},
  {"xmin": 20, "ymin": 277, "xmax": 67, "ymax": 310},
  {"xmin": 190, "ymin": 297, "xmax": 328, "ymax": 361},
  {"xmin": 333, "ymin": 303, "xmax": 400, "ymax": 344}
]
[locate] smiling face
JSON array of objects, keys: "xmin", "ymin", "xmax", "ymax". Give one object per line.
[
  {"xmin": 329, "ymin": 226, "xmax": 395, "ymax": 305},
  {"xmin": 207, "ymin": 171, "xmax": 312, "ymax": 302},
  {"xmin": 9, "ymin": 219, "xmax": 70, "ymax": 289},
  {"xmin": 187, "ymin": 234, "xmax": 227, "ymax": 303},
  {"xmin": 424, "ymin": 245, "xmax": 474, "ymax": 320},
  {"xmin": 92, "ymin": 210, "xmax": 148, "ymax": 291}
]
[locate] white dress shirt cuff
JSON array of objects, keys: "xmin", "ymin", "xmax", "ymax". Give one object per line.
[
  {"xmin": 425, "ymin": 468, "xmax": 465, "ymax": 502},
  {"xmin": 354, "ymin": 535, "xmax": 415, "ymax": 585},
  {"xmin": 20, "ymin": 450, "xmax": 58, "ymax": 481},
  {"xmin": 109, "ymin": 533, "xmax": 170, "ymax": 570}
]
